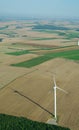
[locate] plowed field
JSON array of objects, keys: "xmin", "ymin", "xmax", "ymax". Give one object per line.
[{"xmin": 0, "ymin": 58, "xmax": 79, "ymax": 130}]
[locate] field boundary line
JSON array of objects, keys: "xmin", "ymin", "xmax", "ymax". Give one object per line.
[{"xmin": 0, "ymin": 69, "xmax": 38, "ymax": 91}]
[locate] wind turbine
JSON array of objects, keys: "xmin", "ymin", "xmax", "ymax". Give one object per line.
[
  {"xmin": 53, "ymin": 77, "xmax": 68, "ymax": 121},
  {"xmin": 78, "ymin": 40, "xmax": 79, "ymax": 46}
]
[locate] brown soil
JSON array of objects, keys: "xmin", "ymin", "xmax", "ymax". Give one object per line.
[
  {"xmin": 0, "ymin": 21, "xmax": 79, "ymax": 130},
  {"xmin": 0, "ymin": 58, "xmax": 79, "ymax": 130}
]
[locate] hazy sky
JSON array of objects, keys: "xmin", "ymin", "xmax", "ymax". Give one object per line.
[{"xmin": 0, "ymin": 0, "xmax": 79, "ymax": 18}]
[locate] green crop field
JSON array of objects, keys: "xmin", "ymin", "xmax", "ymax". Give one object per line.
[
  {"xmin": 32, "ymin": 29, "xmax": 79, "ymax": 39},
  {"xmin": 32, "ymin": 24, "xmax": 70, "ymax": 31},
  {"xmin": 0, "ymin": 25, "xmax": 9, "ymax": 30},
  {"xmin": 0, "ymin": 38, "xmax": 3, "ymax": 42},
  {"xmin": 0, "ymin": 31, "xmax": 17, "ymax": 38},
  {"xmin": 0, "ymin": 114, "xmax": 70, "ymax": 130},
  {"xmin": 32, "ymin": 24, "xmax": 79, "ymax": 40},
  {"xmin": 11, "ymin": 49, "xmax": 79, "ymax": 68}
]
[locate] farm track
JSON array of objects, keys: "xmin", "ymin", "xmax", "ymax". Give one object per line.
[{"xmin": 0, "ymin": 68, "xmax": 38, "ymax": 90}]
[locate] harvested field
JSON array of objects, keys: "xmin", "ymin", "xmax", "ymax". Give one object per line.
[
  {"xmin": 0, "ymin": 53, "xmax": 38, "ymax": 65},
  {"xmin": 0, "ymin": 20, "xmax": 79, "ymax": 130},
  {"xmin": 0, "ymin": 20, "xmax": 78, "ymax": 47},
  {"xmin": 0, "ymin": 64, "xmax": 29, "ymax": 89},
  {"xmin": 0, "ymin": 58, "xmax": 79, "ymax": 130}
]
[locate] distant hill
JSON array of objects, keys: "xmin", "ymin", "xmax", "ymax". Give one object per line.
[{"xmin": 0, "ymin": 114, "xmax": 70, "ymax": 130}]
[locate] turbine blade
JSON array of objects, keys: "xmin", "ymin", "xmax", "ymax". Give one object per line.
[
  {"xmin": 56, "ymin": 86, "xmax": 68, "ymax": 94},
  {"xmin": 53, "ymin": 77, "xmax": 56, "ymax": 87}
]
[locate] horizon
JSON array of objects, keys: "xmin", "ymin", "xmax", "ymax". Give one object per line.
[{"xmin": 0, "ymin": 0, "xmax": 79, "ymax": 19}]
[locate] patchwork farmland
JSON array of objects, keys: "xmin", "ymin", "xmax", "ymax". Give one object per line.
[{"xmin": 0, "ymin": 20, "xmax": 79, "ymax": 130}]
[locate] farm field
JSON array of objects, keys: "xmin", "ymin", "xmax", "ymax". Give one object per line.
[
  {"xmin": 11, "ymin": 49, "xmax": 79, "ymax": 68},
  {"xmin": 0, "ymin": 19, "xmax": 79, "ymax": 130}
]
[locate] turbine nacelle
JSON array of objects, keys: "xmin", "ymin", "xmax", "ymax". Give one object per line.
[{"xmin": 53, "ymin": 77, "xmax": 68, "ymax": 94}]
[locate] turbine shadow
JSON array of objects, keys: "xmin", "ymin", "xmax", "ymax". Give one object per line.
[{"xmin": 12, "ymin": 89, "xmax": 54, "ymax": 117}]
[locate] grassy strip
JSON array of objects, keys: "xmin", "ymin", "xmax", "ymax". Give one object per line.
[
  {"xmin": 31, "ymin": 37, "xmax": 57, "ymax": 40},
  {"xmin": 6, "ymin": 50, "xmax": 30, "ymax": 56},
  {"xmin": 0, "ymin": 114, "xmax": 70, "ymax": 130},
  {"xmin": 32, "ymin": 29, "xmax": 65, "ymax": 34},
  {"xmin": 11, "ymin": 49, "xmax": 79, "ymax": 68}
]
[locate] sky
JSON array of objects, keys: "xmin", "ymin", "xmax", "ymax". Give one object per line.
[{"xmin": 0, "ymin": 0, "xmax": 79, "ymax": 18}]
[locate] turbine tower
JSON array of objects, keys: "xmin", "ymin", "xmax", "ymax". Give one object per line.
[{"xmin": 53, "ymin": 77, "xmax": 68, "ymax": 121}]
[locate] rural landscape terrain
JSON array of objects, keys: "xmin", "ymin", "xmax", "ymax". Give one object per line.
[{"xmin": 0, "ymin": 18, "xmax": 79, "ymax": 130}]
